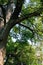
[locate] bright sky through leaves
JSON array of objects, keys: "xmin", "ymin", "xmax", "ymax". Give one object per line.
[{"xmin": 26, "ymin": 0, "xmax": 30, "ymax": 3}]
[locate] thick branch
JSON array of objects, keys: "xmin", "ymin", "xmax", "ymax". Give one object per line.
[
  {"xmin": 15, "ymin": 8, "xmax": 43, "ymax": 24},
  {"xmin": 11, "ymin": 0, "xmax": 24, "ymax": 19},
  {"xmin": 0, "ymin": 5, "xmax": 6, "ymax": 26}
]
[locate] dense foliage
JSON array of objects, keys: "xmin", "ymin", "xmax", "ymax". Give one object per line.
[{"xmin": 5, "ymin": 37, "xmax": 38, "ymax": 65}]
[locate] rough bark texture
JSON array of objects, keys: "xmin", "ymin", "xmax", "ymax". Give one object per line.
[{"xmin": 0, "ymin": 44, "xmax": 6, "ymax": 65}]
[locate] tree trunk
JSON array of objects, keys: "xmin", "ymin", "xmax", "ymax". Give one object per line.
[{"xmin": 0, "ymin": 42, "xmax": 6, "ymax": 65}]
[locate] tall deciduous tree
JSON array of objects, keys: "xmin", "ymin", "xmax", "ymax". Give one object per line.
[{"xmin": 0, "ymin": 0, "xmax": 43, "ymax": 65}]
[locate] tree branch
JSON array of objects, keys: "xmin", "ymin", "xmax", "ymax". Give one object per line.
[
  {"xmin": 0, "ymin": 0, "xmax": 43, "ymax": 45},
  {"xmin": 0, "ymin": 0, "xmax": 24, "ymax": 44},
  {"xmin": 15, "ymin": 8, "xmax": 43, "ymax": 24},
  {"xmin": 0, "ymin": 5, "xmax": 6, "ymax": 26},
  {"xmin": 19, "ymin": 23, "xmax": 34, "ymax": 32},
  {"xmin": 2, "ymin": 6, "xmax": 42, "ymax": 41}
]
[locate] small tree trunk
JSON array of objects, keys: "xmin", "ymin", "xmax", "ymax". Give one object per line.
[
  {"xmin": 0, "ymin": 42, "xmax": 6, "ymax": 65},
  {"xmin": 0, "ymin": 48, "xmax": 6, "ymax": 65}
]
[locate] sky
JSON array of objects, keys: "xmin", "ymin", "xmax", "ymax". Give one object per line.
[
  {"xmin": 25, "ymin": 0, "xmax": 30, "ymax": 5},
  {"xmin": 26, "ymin": 0, "xmax": 30, "ymax": 3}
]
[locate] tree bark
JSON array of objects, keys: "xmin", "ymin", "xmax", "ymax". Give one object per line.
[{"xmin": 0, "ymin": 42, "xmax": 6, "ymax": 65}]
